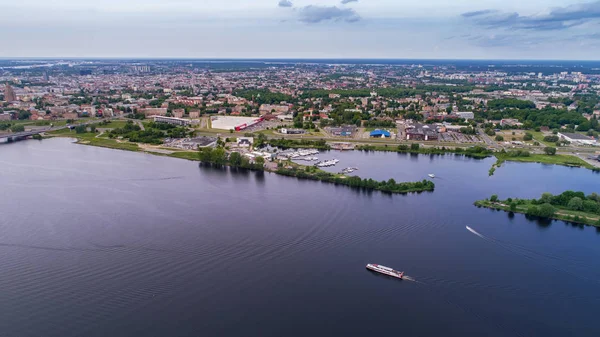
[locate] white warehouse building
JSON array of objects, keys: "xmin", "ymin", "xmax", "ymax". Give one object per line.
[{"xmin": 558, "ymin": 132, "xmax": 597, "ymax": 145}]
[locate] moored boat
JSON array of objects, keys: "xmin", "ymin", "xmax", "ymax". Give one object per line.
[{"xmin": 366, "ymin": 264, "xmax": 404, "ymax": 279}]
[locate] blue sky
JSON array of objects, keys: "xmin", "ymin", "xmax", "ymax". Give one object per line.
[{"xmin": 1, "ymin": 0, "xmax": 599, "ymax": 59}]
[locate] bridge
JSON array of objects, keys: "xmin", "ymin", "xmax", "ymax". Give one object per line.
[
  {"xmin": 0, "ymin": 120, "xmax": 111, "ymax": 143},
  {"xmin": 0, "ymin": 127, "xmax": 64, "ymax": 143}
]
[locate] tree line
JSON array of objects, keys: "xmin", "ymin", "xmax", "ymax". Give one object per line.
[
  {"xmin": 357, "ymin": 144, "xmax": 492, "ymax": 159},
  {"xmin": 488, "ymin": 191, "xmax": 600, "ymax": 225},
  {"xmin": 267, "ymin": 138, "xmax": 330, "ymax": 150},
  {"xmin": 234, "ymin": 89, "xmax": 292, "ymax": 105},
  {"xmin": 108, "ymin": 121, "xmax": 191, "ymax": 144},
  {"xmin": 276, "ymin": 166, "xmax": 435, "ymax": 194},
  {"xmin": 198, "ymin": 146, "xmax": 265, "ymax": 170}
]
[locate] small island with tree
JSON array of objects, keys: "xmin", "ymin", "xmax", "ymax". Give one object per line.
[{"xmin": 475, "ymin": 191, "xmax": 600, "ymax": 227}]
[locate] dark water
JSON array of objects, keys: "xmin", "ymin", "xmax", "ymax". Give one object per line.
[{"xmin": 1, "ymin": 138, "xmax": 600, "ymax": 337}]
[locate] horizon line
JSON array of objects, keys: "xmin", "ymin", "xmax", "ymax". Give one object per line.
[{"xmin": 1, "ymin": 57, "xmax": 599, "ymax": 62}]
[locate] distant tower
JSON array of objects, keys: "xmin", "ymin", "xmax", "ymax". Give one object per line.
[
  {"xmin": 4, "ymin": 84, "xmax": 17, "ymax": 102},
  {"xmin": 43, "ymin": 71, "xmax": 50, "ymax": 82}
]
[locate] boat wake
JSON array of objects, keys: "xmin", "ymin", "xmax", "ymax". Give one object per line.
[
  {"xmin": 401, "ymin": 275, "xmax": 424, "ymax": 284},
  {"xmin": 466, "ymin": 226, "xmax": 485, "ymax": 239}
]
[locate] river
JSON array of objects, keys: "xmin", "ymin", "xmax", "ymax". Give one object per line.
[{"xmin": 1, "ymin": 138, "xmax": 599, "ymax": 337}]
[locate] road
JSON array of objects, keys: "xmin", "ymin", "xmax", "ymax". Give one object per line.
[{"xmin": 134, "ymin": 120, "xmax": 145, "ymax": 131}]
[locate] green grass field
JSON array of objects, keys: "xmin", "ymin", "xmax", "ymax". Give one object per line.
[
  {"xmin": 83, "ymin": 138, "xmax": 140, "ymax": 151},
  {"xmin": 496, "ymin": 153, "xmax": 594, "ymax": 169},
  {"xmin": 528, "ymin": 131, "xmax": 556, "ymax": 147},
  {"xmin": 168, "ymin": 151, "xmax": 200, "ymax": 161},
  {"xmin": 98, "ymin": 120, "xmax": 130, "ymax": 129}
]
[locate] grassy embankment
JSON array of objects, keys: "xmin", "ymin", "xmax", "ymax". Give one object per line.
[
  {"xmin": 47, "ymin": 128, "xmax": 142, "ymax": 151},
  {"xmin": 475, "ymin": 199, "xmax": 600, "ymax": 227},
  {"xmin": 489, "ymin": 152, "xmax": 599, "ymax": 176}
]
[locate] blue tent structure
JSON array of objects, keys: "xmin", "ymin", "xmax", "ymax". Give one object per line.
[{"xmin": 370, "ymin": 129, "xmax": 391, "ymax": 138}]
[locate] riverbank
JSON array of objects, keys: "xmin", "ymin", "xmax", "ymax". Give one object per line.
[
  {"xmin": 475, "ymin": 192, "xmax": 600, "ymax": 227},
  {"xmin": 196, "ymin": 146, "xmax": 435, "ymax": 194},
  {"xmin": 356, "ymin": 144, "xmax": 492, "ymax": 158},
  {"xmin": 275, "ymin": 166, "xmax": 435, "ymax": 194},
  {"xmin": 45, "ymin": 127, "xmax": 598, "ymax": 183},
  {"xmin": 45, "ymin": 130, "xmax": 434, "ymax": 194},
  {"xmin": 46, "ymin": 129, "xmax": 202, "ymax": 161},
  {"xmin": 490, "ymin": 152, "xmax": 600, "ymax": 176}
]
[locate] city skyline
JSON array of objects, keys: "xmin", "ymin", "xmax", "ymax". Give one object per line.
[{"xmin": 1, "ymin": 0, "xmax": 600, "ymax": 59}]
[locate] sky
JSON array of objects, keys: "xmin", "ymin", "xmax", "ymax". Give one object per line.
[{"xmin": 1, "ymin": 0, "xmax": 599, "ymax": 59}]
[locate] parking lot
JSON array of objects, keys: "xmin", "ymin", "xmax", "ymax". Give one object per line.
[
  {"xmin": 242, "ymin": 120, "xmax": 284, "ymax": 133},
  {"xmin": 439, "ymin": 131, "xmax": 483, "ymax": 144}
]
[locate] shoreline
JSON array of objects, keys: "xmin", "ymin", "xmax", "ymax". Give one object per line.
[
  {"xmin": 45, "ymin": 131, "xmax": 598, "ymax": 178},
  {"xmin": 48, "ymin": 135, "xmax": 435, "ymax": 195},
  {"xmin": 474, "ymin": 199, "xmax": 600, "ymax": 228}
]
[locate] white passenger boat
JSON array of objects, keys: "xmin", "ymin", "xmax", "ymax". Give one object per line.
[{"xmin": 366, "ymin": 264, "xmax": 404, "ymax": 279}]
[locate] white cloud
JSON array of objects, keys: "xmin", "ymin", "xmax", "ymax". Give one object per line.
[{"xmin": 0, "ymin": 0, "xmax": 599, "ymax": 59}]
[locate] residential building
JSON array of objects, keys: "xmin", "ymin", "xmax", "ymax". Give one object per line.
[
  {"xmin": 4, "ymin": 84, "xmax": 17, "ymax": 102},
  {"xmin": 406, "ymin": 124, "xmax": 438, "ymax": 141},
  {"xmin": 280, "ymin": 128, "xmax": 305, "ymax": 135},
  {"xmin": 370, "ymin": 129, "xmax": 391, "ymax": 138},
  {"xmin": 153, "ymin": 116, "xmax": 190, "ymax": 126},
  {"xmin": 173, "ymin": 109, "xmax": 185, "ymax": 118},
  {"xmin": 140, "ymin": 108, "xmax": 168, "ymax": 116},
  {"xmin": 237, "ymin": 137, "xmax": 254, "ymax": 147},
  {"xmin": 456, "ymin": 111, "xmax": 474, "ymax": 120},
  {"xmin": 329, "ymin": 126, "xmax": 355, "ymax": 137}
]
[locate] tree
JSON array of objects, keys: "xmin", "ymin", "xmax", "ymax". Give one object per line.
[
  {"xmin": 538, "ymin": 203, "xmax": 556, "ymax": 218},
  {"xmin": 255, "ymin": 133, "xmax": 267, "ymax": 148},
  {"xmin": 567, "ymin": 197, "xmax": 584, "ymax": 211},
  {"xmin": 18, "ymin": 111, "xmax": 31, "ymax": 120},
  {"xmin": 74, "ymin": 125, "xmax": 86, "ymax": 134},
  {"xmin": 543, "ymin": 135, "xmax": 559, "ymax": 142},
  {"xmin": 582, "ymin": 200, "xmax": 599, "ymax": 213},
  {"xmin": 212, "ymin": 147, "xmax": 227, "ymax": 166},
  {"xmin": 10, "ymin": 124, "xmax": 24, "ymax": 132},
  {"xmin": 544, "ymin": 147, "xmax": 557, "ymax": 155},
  {"xmin": 254, "ymin": 156, "xmax": 265, "ymax": 170},
  {"xmin": 490, "ymin": 194, "xmax": 499, "ymax": 202},
  {"xmin": 540, "ymin": 192, "xmax": 553, "ymax": 204},
  {"xmin": 526, "ymin": 205, "xmax": 539, "ymax": 216},
  {"xmin": 495, "ymin": 135, "xmax": 504, "ymax": 141},
  {"xmin": 410, "ymin": 143, "xmax": 420, "ymax": 151},
  {"xmin": 229, "ymin": 152, "xmax": 242, "ymax": 167},
  {"xmin": 510, "ymin": 202, "xmax": 517, "ymax": 211},
  {"xmin": 523, "ymin": 133, "xmax": 533, "ymax": 141}
]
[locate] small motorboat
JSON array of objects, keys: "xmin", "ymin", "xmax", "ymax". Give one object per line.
[{"xmin": 428, "ymin": 174, "xmax": 435, "ymax": 178}]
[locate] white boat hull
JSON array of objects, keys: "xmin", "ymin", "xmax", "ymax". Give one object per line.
[{"xmin": 366, "ymin": 264, "xmax": 404, "ymax": 279}]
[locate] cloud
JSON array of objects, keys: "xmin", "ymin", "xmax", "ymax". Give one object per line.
[
  {"xmin": 461, "ymin": 10, "xmax": 498, "ymax": 18},
  {"xmin": 463, "ymin": 1, "xmax": 600, "ymax": 31},
  {"xmin": 297, "ymin": 5, "xmax": 360, "ymax": 23},
  {"xmin": 278, "ymin": 0, "xmax": 293, "ymax": 8},
  {"xmin": 341, "ymin": 0, "xmax": 359, "ymax": 4},
  {"xmin": 577, "ymin": 33, "xmax": 600, "ymax": 39},
  {"xmin": 464, "ymin": 34, "xmax": 553, "ymax": 48}
]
